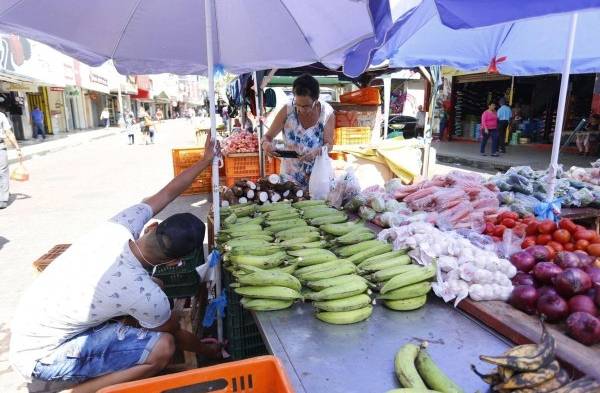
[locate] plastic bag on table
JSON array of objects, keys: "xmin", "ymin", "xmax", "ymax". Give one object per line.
[
  {"xmin": 385, "ymin": 178, "xmax": 406, "ymax": 195},
  {"xmin": 379, "ymin": 211, "xmax": 412, "ymax": 228},
  {"xmin": 432, "ymin": 187, "xmax": 467, "ymax": 210},
  {"xmin": 514, "ymin": 193, "xmax": 539, "ymax": 211},
  {"xmin": 308, "ymin": 146, "xmax": 334, "ymax": 200},
  {"xmin": 197, "ymin": 249, "xmax": 221, "ymax": 288},
  {"xmin": 574, "ymin": 188, "xmax": 594, "ymax": 207},
  {"xmin": 506, "ymin": 166, "xmax": 534, "ymax": 178},
  {"xmin": 327, "ymin": 167, "xmax": 360, "ymax": 209},
  {"xmin": 455, "ymin": 228, "xmax": 497, "ymax": 252},
  {"xmin": 497, "ymin": 191, "xmax": 515, "ymax": 205},
  {"xmin": 507, "ymin": 173, "xmax": 533, "ymax": 195},
  {"xmin": 496, "ymin": 229, "xmax": 524, "ymax": 259},
  {"xmin": 344, "ymin": 194, "xmax": 367, "ymax": 212},
  {"xmin": 358, "ymin": 205, "xmax": 376, "ymax": 221}
]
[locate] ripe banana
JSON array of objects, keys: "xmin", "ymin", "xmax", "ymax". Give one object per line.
[
  {"xmin": 471, "ymin": 365, "xmax": 503, "ymax": 385},
  {"xmin": 479, "ymin": 322, "xmax": 555, "ymax": 372},
  {"xmin": 497, "ymin": 360, "xmax": 559, "ymax": 390},
  {"xmin": 230, "ymin": 251, "xmax": 287, "ymax": 269},
  {"xmin": 315, "ymin": 305, "xmax": 373, "ymax": 325},
  {"xmin": 337, "ymin": 240, "xmax": 385, "ymax": 257},
  {"xmin": 348, "ymin": 243, "xmax": 394, "ymax": 265},
  {"xmin": 234, "ymin": 285, "xmax": 301, "ymax": 300},
  {"xmin": 320, "ymin": 221, "xmax": 365, "ymax": 236},
  {"xmin": 304, "ymin": 280, "xmax": 368, "ymax": 301},
  {"xmin": 510, "ymin": 368, "xmax": 570, "ymax": 393},
  {"xmin": 395, "ymin": 343, "xmax": 427, "ymax": 389},
  {"xmin": 313, "ymin": 293, "xmax": 373, "ymax": 312},
  {"xmin": 415, "ymin": 344, "xmax": 464, "ymax": 393},
  {"xmin": 306, "ymin": 274, "xmax": 367, "ymax": 291},
  {"xmin": 237, "ymin": 270, "xmax": 302, "ymax": 292},
  {"xmin": 240, "ymin": 297, "xmax": 294, "ymax": 311},
  {"xmin": 292, "ymin": 199, "xmax": 326, "ymax": 208},
  {"xmin": 295, "ymin": 263, "xmax": 358, "ymax": 282},
  {"xmin": 288, "ymin": 240, "xmax": 329, "ymax": 250},
  {"xmin": 381, "ymin": 264, "xmax": 436, "ymax": 294},
  {"xmin": 378, "ymin": 282, "xmax": 432, "ymax": 300},
  {"xmin": 310, "ymin": 213, "xmax": 348, "ymax": 226},
  {"xmin": 540, "ymin": 376, "xmax": 599, "ymax": 393},
  {"xmin": 384, "ymin": 295, "xmax": 427, "ymax": 311},
  {"xmin": 332, "ymin": 228, "xmax": 375, "ymax": 244},
  {"xmin": 369, "ymin": 265, "xmax": 424, "ymax": 283},
  {"xmin": 358, "ymin": 255, "xmax": 411, "ymax": 272},
  {"xmin": 360, "ymin": 250, "xmax": 408, "ymax": 266}
]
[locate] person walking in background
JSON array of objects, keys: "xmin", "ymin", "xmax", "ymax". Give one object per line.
[
  {"xmin": 156, "ymin": 108, "xmax": 164, "ymax": 123},
  {"xmin": 481, "ymin": 102, "xmax": 499, "ymax": 157},
  {"xmin": 576, "ymin": 114, "xmax": 600, "ymax": 156},
  {"xmin": 0, "ymin": 105, "xmax": 22, "ymax": 209},
  {"xmin": 415, "ymin": 105, "xmax": 426, "ymax": 137},
  {"xmin": 497, "ymin": 98, "xmax": 512, "ymax": 153},
  {"xmin": 126, "ymin": 111, "xmax": 135, "ymax": 145},
  {"xmin": 100, "ymin": 107, "xmax": 110, "ymax": 128},
  {"xmin": 31, "ymin": 107, "xmax": 45, "ymax": 140},
  {"xmin": 143, "ymin": 112, "xmax": 154, "ymax": 144}
]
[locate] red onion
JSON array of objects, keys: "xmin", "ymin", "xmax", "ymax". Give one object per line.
[
  {"xmin": 538, "ymin": 286, "xmax": 559, "ymax": 298},
  {"xmin": 511, "ymin": 272, "xmax": 536, "ymax": 287},
  {"xmin": 537, "ymin": 293, "xmax": 570, "ymax": 322},
  {"xmin": 584, "ymin": 266, "xmax": 600, "ymax": 284},
  {"xmin": 553, "ymin": 268, "xmax": 593, "ymax": 297},
  {"xmin": 555, "ymin": 251, "xmax": 584, "ymax": 269},
  {"xmin": 595, "ymin": 284, "xmax": 600, "ymax": 308},
  {"xmin": 532, "ymin": 262, "xmax": 563, "ymax": 285},
  {"xmin": 510, "ymin": 251, "xmax": 537, "ymax": 273},
  {"xmin": 568, "ymin": 295, "xmax": 598, "ymax": 316},
  {"xmin": 574, "ymin": 250, "xmax": 595, "ymax": 267},
  {"xmin": 509, "ymin": 285, "xmax": 539, "ymax": 315},
  {"xmin": 566, "ymin": 312, "xmax": 600, "ymax": 345},
  {"xmin": 526, "ymin": 245, "xmax": 551, "ymax": 262}
]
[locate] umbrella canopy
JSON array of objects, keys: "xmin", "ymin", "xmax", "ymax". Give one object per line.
[
  {"xmin": 344, "ymin": 0, "xmax": 600, "ymax": 77},
  {"xmin": 0, "ymin": 0, "xmax": 376, "ymax": 75}
]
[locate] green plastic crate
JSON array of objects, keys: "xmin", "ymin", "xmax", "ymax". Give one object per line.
[
  {"xmin": 223, "ymin": 269, "xmax": 268, "ymax": 360},
  {"xmin": 153, "ymin": 247, "xmax": 204, "ymax": 298}
]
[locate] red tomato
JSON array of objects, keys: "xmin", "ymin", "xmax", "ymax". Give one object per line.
[
  {"xmin": 587, "ymin": 244, "xmax": 600, "ymax": 257},
  {"xmin": 501, "ymin": 218, "xmax": 516, "ymax": 228},
  {"xmin": 536, "ymin": 234, "xmax": 552, "ymax": 245},
  {"xmin": 493, "ymin": 225, "xmax": 507, "ymax": 237},
  {"xmin": 576, "ymin": 239, "xmax": 590, "ymax": 251},
  {"xmin": 545, "ymin": 245, "xmax": 557, "ymax": 261},
  {"xmin": 513, "ymin": 224, "xmax": 526, "ymax": 238},
  {"xmin": 501, "ymin": 211, "xmax": 519, "ymax": 221},
  {"xmin": 590, "ymin": 235, "xmax": 600, "ymax": 244},
  {"xmin": 526, "ymin": 222, "xmax": 539, "ymax": 236},
  {"xmin": 547, "ymin": 241, "xmax": 564, "ymax": 252},
  {"xmin": 552, "ymin": 229, "xmax": 571, "ymax": 244},
  {"xmin": 574, "ymin": 229, "xmax": 596, "ymax": 242},
  {"xmin": 484, "ymin": 223, "xmax": 495, "ymax": 235},
  {"xmin": 522, "ymin": 238, "xmax": 536, "ymax": 249},
  {"xmin": 559, "ymin": 218, "xmax": 578, "ymax": 233},
  {"xmin": 521, "ymin": 217, "xmax": 534, "ymax": 225},
  {"xmin": 538, "ymin": 220, "xmax": 557, "ymax": 234},
  {"xmin": 564, "ymin": 242, "xmax": 575, "ymax": 251},
  {"xmin": 575, "ymin": 225, "xmax": 587, "ymax": 233}
]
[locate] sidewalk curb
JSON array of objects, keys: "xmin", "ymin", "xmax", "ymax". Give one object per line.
[
  {"xmin": 436, "ymin": 153, "xmax": 512, "ymax": 173},
  {"xmin": 7, "ymin": 129, "xmax": 123, "ymax": 165}
]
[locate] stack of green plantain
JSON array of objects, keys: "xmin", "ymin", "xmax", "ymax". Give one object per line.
[
  {"xmin": 472, "ymin": 321, "xmax": 600, "ymax": 392},
  {"xmin": 388, "ymin": 341, "xmax": 464, "ymax": 393},
  {"xmin": 374, "ymin": 261, "xmax": 436, "ymax": 312}
]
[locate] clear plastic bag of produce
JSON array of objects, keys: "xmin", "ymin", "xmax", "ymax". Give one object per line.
[
  {"xmin": 507, "ymin": 173, "xmax": 533, "ymax": 194},
  {"xmin": 384, "ymin": 178, "xmax": 405, "ymax": 195},
  {"xmin": 513, "ymin": 192, "xmax": 539, "ymax": 212},
  {"xmin": 358, "ymin": 205, "xmax": 376, "ymax": 221},
  {"xmin": 497, "ymin": 191, "xmax": 515, "ymax": 205},
  {"xmin": 575, "ymin": 188, "xmax": 594, "ymax": 207},
  {"xmin": 496, "ymin": 229, "xmax": 524, "ymax": 259},
  {"xmin": 455, "ymin": 228, "xmax": 496, "ymax": 252},
  {"xmin": 344, "ymin": 194, "xmax": 367, "ymax": 212},
  {"xmin": 327, "ymin": 167, "xmax": 360, "ymax": 209},
  {"xmin": 432, "ymin": 187, "xmax": 468, "ymax": 210},
  {"xmin": 309, "ymin": 146, "xmax": 334, "ymax": 200},
  {"xmin": 506, "ymin": 166, "xmax": 534, "ymax": 178}
]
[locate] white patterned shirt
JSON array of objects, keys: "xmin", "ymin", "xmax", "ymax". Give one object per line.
[{"xmin": 10, "ymin": 203, "xmax": 171, "ymax": 380}]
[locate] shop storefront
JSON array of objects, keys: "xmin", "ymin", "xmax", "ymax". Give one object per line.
[{"xmin": 447, "ymin": 71, "xmax": 596, "ymax": 143}]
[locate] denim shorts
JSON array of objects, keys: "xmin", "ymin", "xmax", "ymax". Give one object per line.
[{"xmin": 32, "ymin": 322, "xmax": 162, "ymax": 383}]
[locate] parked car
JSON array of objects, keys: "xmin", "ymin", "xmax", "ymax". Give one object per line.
[{"xmin": 382, "ymin": 114, "xmax": 417, "ymax": 138}]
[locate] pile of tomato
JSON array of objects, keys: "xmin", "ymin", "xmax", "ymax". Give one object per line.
[{"xmin": 485, "ymin": 212, "xmax": 600, "ymax": 259}]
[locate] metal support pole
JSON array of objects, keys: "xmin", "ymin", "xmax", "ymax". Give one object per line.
[
  {"xmin": 117, "ymin": 83, "xmax": 124, "ymax": 128},
  {"xmin": 547, "ymin": 13, "xmax": 578, "ymax": 201},
  {"xmin": 253, "ymin": 72, "xmax": 264, "ymax": 176},
  {"xmin": 204, "ymin": 0, "xmax": 223, "ymax": 343},
  {"xmin": 383, "ymin": 75, "xmax": 391, "ymax": 139}
]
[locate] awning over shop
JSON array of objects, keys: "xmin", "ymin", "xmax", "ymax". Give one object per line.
[
  {"xmin": 132, "ymin": 75, "xmax": 150, "ymax": 99},
  {"xmin": 153, "ymin": 91, "xmax": 170, "ymax": 103}
]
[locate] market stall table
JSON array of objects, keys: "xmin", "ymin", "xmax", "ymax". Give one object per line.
[{"xmin": 253, "ymin": 298, "xmax": 510, "ymax": 393}]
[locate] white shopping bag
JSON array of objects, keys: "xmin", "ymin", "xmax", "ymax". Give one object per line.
[{"xmin": 308, "ymin": 146, "xmax": 334, "ymax": 200}]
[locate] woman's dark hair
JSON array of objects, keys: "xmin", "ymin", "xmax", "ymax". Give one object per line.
[{"xmin": 293, "ymin": 74, "xmax": 320, "ymax": 101}]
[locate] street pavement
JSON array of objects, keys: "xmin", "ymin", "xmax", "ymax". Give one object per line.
[{"xmin": 0, "ymin": 118, "xmax": 212, "ymax": 392}]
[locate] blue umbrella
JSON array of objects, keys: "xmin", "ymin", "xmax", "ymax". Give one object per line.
[{"xmin": 348, "ymin": 0, "xmax": 600, "ymax": 202}]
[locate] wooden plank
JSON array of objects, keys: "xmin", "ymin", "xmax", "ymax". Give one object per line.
[{"xmin": 458, "ymin": 299, "xmax": 600, "ymax": 380}]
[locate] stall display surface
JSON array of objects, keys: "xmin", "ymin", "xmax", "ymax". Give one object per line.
[
  {"xmin": 253, "ymin": 298, "xmax": 510, "ymax": 393},
  {"xmin": 458, "ymin": 299, "xmax": 600, "ymax": 381}
]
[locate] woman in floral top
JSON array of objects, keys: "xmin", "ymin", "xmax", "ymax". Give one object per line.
[{"xmin": 262, "ymin": 74, "xmax": 335, "ymax": 188}]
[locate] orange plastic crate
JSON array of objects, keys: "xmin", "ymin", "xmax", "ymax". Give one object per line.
[
  {"xmin": 224, "ymin": 154, "xmax": 280, "ymax": 187},
  {"xmin": 98, "ymin": 355, "xmax": 294, "ymax": 393},
  {"xmin": 340, "ymin": 87, "xmax": 381, "ymax": 105},
  {"xmin": 334, "ymin": 127, "xmax": 371, "ymax": 145},
  {"xmin": 172, "ymin": 148, "xmax": 212, "ymax": 194}
]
